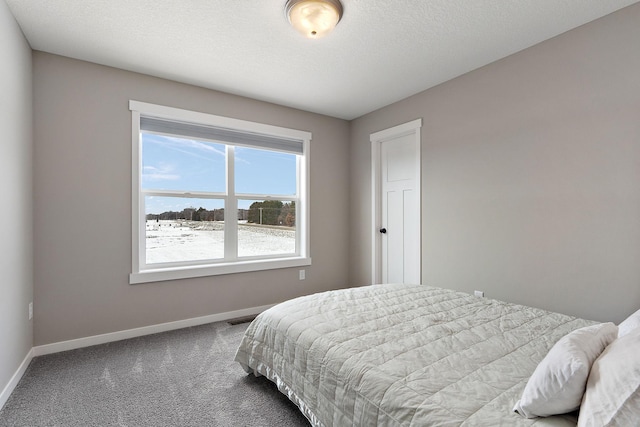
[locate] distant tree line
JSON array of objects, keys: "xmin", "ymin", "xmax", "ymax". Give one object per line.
[
  {"xmin": 147, "ymin": 207, "xmax": 229, "ymax": 222},
  {"xmin": 146, "ymin": 201, "xmax": 295, "ymax": 227},
  {"xmin": 247, "ymin": 201, "xmax": 296, "ymax": 226}
]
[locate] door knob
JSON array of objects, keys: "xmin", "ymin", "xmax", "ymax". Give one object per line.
[{"xmin": 379, "ymin": 228, "xmax": 387, "ymax": 234}]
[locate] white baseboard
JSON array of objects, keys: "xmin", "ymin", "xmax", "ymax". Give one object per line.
[
  {"xmin": 0, "ymin": 348, "xmax": 33, "ymax": 411},
  {"xmin": 32, "ymin": 304, "xmax": 275, "ymax": 357}
]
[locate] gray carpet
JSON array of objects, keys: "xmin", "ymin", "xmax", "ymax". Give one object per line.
[{"xmin": 0, "ymin": 321, "xmax": 311, "ymax": 426}]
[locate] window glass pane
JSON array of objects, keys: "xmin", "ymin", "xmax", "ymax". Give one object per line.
[
  {"xmin": 145, "ymin": 196, "xmax": 224, "ymax": 264},
  {"xmin": 142, "ymin": 133, "xmax": 226, "ymax": 192},
  {"xmin": 238, "ymin": 200, "xmax": 296, "ymax": 257},
  {"xmin": 235, "ymin": 147, "xmax": 296, "ymax": 196}
]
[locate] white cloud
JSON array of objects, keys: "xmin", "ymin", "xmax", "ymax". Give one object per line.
[
  {"xmin": 146, "ymin": 134, "xmax": 225, "ymax": 160},
  {"xmin": 143, "ymin": 163, "xmax": 180, "ymax": 181}
]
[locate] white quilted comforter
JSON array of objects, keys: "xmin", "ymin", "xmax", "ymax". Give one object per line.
[{"xmin": 235, "ymin": 284, "xmax": 596, "ymax": 426}]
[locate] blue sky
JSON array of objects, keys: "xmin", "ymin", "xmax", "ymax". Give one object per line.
[{"xmin": 142, "ymin": 134, "xmax": 296, "ymax": 214}]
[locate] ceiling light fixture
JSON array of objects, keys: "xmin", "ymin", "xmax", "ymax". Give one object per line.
[{"xmin": 285, "ymin": 0, "xmax": 343, "ymax": 39}]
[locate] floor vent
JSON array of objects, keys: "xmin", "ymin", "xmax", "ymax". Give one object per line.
[{"xmin": 227, "ymin": 315, "xmax": 257, "ymax": 325}]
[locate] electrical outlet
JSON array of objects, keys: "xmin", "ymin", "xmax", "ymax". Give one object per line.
[
  {"xmin": 474, "ymin": 290, "xmax": 484, "ymax": 298},
  {"xmin": 29, "ymin": 302, "xmax": 33, "ymax": 320},
  {"xmin": 299, "ymin": 269, "xmax": 306, "ymax": 280}
]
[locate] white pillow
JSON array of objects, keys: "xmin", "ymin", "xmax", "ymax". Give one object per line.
[
  {"xmin": 513, "ymin": 322, "xmax": 618, "ymax": 418},
  {"xmin": 577, "ymin": 326, "xmax": 640, "ymax": 427},
  {"xmin": 617, "ymin": 308, "xmax": 640, "ymax": 338}
]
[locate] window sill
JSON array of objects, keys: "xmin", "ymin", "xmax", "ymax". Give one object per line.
[{"xmin": 130, "ymin": 257, "xmax": 312, "ymax": 284}]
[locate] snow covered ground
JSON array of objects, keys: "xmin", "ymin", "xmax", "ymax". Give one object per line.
[{"xmin": 145, "ymin": 220, "xmax": 295, "ymax": 264}]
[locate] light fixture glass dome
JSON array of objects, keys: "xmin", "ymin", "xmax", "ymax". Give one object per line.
[{"xmin": 285, "ymin": 0, "xmax": 343, "ymax": 39}]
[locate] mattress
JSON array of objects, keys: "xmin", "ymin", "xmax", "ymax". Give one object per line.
[{"xmin": 235, "ymin": 284, "xmax": 597, "ymax": 426}]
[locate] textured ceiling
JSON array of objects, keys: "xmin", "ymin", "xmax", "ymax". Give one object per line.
[{"xmin": 6, "ymin": 0, "xmax": 639, "ymax": 119}]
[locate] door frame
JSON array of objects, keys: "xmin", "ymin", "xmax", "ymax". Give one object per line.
[{"xmin": 370, "ymin": 118, "xmax": 422, "ymax": 284}]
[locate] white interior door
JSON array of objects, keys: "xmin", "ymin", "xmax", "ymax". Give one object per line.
[{"xmin": 371, "ymin": 119, "xmax": 422, "ymax": 284}]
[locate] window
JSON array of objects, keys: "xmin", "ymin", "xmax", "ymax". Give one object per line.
[{"xmin": 129, "ymin": 101, "xmax": 311, "ymax": 284}]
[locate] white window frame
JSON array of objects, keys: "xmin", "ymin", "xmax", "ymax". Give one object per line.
[{"xmin": 129, "ymin": 100, "xmax": 311, "ymax": 284}]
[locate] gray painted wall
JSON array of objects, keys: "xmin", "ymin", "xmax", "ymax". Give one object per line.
[
  {"xmin": 32, "ymin": 53, "xmax": 350, "ymax": 345},
  {"xmin": 350, "ymin": 4, "xmax": 640, "ymax": 323},
  {"xmin": 0, "ymin": 0, "xmax": 33, "ymax": 397}
]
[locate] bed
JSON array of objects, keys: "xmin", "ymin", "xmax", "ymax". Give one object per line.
[{"xmin": 234, "ymin": 284, "xmax": 635, "ymax": 426}]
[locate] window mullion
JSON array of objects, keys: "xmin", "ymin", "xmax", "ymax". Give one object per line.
[
  {"xmin": 225, "ymin": 145, "xmax": 238, "ymax": 260},
  {"xmin": 142, "ymin": 189, "xmax": 226, "ymax": 199}
]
